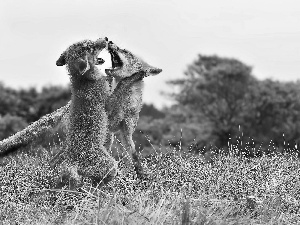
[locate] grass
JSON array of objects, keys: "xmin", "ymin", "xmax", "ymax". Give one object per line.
[{"xmin": 0, "ymin": 141, "xmax": 300, "ymax": 224}]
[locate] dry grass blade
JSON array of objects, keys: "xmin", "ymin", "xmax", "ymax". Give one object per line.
[{"xmin": 181, "ymin": 197, "xmax": 191, "ymax": 225}]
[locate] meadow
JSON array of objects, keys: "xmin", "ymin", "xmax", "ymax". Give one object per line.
[{"xmin": 1, "ymin": 139, "xmax": 300, "ymax": 225}]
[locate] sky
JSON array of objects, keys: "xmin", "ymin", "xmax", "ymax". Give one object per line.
[{"xmin": 0, "ymin": 0, "xmax": 300, "ymax": 109}]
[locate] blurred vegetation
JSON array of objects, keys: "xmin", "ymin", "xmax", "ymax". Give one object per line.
[
  {"xmin": 1, "ymin": 54, "xmax": 300, "ymax": 158},
  {"xmin": 164, "ymin": 55, "xmax": 300, "ymax": 157},
  {"xmin": 0, "ymin": 83, "xmax": 71, "ymax": 148}
]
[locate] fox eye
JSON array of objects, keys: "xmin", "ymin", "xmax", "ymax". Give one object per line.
[{"xmin": 96, "ymin": 58, "xmax": 105, "ymax": 65}]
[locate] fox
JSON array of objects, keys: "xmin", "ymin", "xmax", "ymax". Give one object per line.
[
  {"xmin": 0, "ymin": 39, "xmax": 162, "ymax": 179},
  {"xmin": 52, "ymin": 37, "xmax": 117, "ymax": 189},
  {"xmin": 51, "ymin": 40, "xmax": 162, "ymax": 177},
  {"xmin": 104, "ymin": 41, "xmax": 162, "ymax": 176}
]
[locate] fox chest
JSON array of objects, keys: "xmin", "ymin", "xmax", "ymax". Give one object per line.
[{"xmin": 122, "ymin": 88, "xmax": 143, "ymax": 113}]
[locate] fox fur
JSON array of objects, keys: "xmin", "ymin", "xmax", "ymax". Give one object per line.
[
  {"xmin": 104, "ymin": 41, "xmax": 162, "ymax": 176},
  {"xmin": 54, "ymin": 38, "xmax": 117, "ymax": 189}
]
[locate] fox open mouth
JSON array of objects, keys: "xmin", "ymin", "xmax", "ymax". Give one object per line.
[{"xmin": 108, "ymin": 48, "xmax": 123, "ymax": 69}]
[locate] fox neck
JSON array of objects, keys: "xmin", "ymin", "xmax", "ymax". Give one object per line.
[
  {"xmin": 70, "ymin": 70, "xmax": 107, "ymax": 103},
  {"xmin": 109, "ymin": 71, "xmax": 144, "ymax": 92}
]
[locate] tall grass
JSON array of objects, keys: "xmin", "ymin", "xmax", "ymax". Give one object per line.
[{"xmin": 0, "ymin": 139, "xmax": 300, "ymax": 224}]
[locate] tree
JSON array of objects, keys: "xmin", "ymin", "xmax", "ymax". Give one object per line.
[
  {"xmin": 31, "ymin": 85, "xmax": 71, "ymax": 122},
  {"xmin": 167, "ymin": 55, "xmax": 258, "ymax": 152},
  {"xmin": 0, "ymin": 83, "xmax": 71, "ymax": 123},
  {"xmin": 165, "ymin": 54, "xmax": 300, "ymax": 157},
  {"xmin": 0, "ymin": 83, "xmax": 71, "ymax": 144},
  {"xmin": 243, "ymin": 79, "xmax": 300, "ymax": 154},
  {"xmin": 0, "ymin": 114, "xmax": 28, "ymax": 140},
  {"xmin": 140, "ymin": 103, "xmax": 165, "ymax": 119},
  {"xmin": 0, "ymin": 83, "xmax": 20, "ymax": 117}
]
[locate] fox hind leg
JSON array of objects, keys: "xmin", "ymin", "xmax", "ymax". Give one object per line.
[{"xmin": 120, "ymin": 118, "xmax": 145, "ymax": 179}]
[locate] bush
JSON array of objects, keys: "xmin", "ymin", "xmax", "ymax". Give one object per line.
[{"xmin": 0, "ymin": 114, "xmax": 28, "ymax": 140}]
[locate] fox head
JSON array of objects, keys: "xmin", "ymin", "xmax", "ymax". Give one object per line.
[
  {"xmin": 56, "ymin": 38, "xmax": 107, "ymax": 80},
  {"xmin": 105, "ymin": 41, "xmax": 162, "ymax": 80}
]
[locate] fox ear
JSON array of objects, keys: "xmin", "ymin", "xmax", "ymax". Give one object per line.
[
  {"xmin": 56, "ymin": 52, "xmax": 66, "ymax": 66},
  {"xmin": 147, "ymin": 67, "xmax": 162, "ymax": 75}
]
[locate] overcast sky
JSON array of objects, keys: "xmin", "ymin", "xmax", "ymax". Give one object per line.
[{"xmin": 0, "ymin": 0, "xmax": 300, "ymax": 109}]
